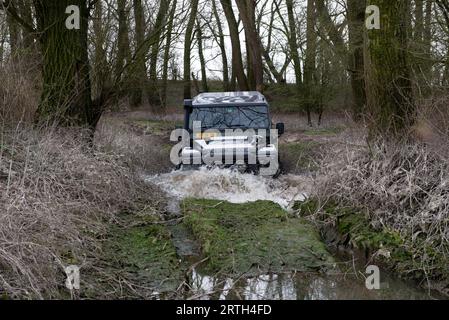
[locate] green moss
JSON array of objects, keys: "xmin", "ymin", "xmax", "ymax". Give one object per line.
[
  {"xmin": 314, "ymin": 200, "xmax": 424, "ymax": 274},
  {"xmin": 182, "ymin": 199, "xmax": 334, "ymax": 275},
  {"xmin": 102, "ymin": 218, "xmax": 183, "ymax": 293}
]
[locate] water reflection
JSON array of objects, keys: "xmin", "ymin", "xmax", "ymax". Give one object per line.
[{"xmin": 188, "ymin": 268, "xmax": 441, "ymax": 300}]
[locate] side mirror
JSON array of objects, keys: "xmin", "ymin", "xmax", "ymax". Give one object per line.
[
  {"xmin": 276, "ymin": 123, "xmax": 285, "ymax": 136},
  {"xmin": 184, "ymin": 99, "xmax": 193, "ymax": 109},
  {"xmin": 174, "ymin": 125, "xmax": 183, "ymax": 142}
]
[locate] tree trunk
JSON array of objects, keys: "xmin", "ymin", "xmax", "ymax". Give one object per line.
[
  {"xmin": 365, "ymin": 0, "xmax": 415, "ymax": 137},
  {"xmin": 286, "ymin": 0, "xmax": 302, "ymax": 87},
  {"xmin": 245, "ymin": 40, "xmax": 255, "ymax": 89},
  {"xmin": 196, "ymin": 18, "xmax": 209, "ymax": 92},
  {"xmin": 149, "ymin": 0, "xmax": 169, "ymax": 108},
  {"xmin": 33, "ymin": 0, "xmax": 95, "ymax": 126},
  {"xmin": 348, "ymin": 0, "xmax": 367, "ymax": 121},
  {"xmin": 220, "ymin": 0, "xmax": 249, "ymax": 91},
  {"xmin": 131, "ymin": 0, "xmax": 149, "ymax": 107},
  {"xmin": 161, "ymin": 0, "xmax": 177, "ymax": 108},
  {"xmin": 7, "ymin": 9, "xmax": 20, "ymax": 55},
  {"xmin": 183, "ymin": 0, "xmax": 199, "ymax": 99},
  {"xmin": 260, "ymin": 6, "xmax": 285, "ymax": 85},
  {"xmin": 115, "ymin": 0, "xmax": 132, "ymax": 86},
  {"xmin": 212, "ymin": 0, "xmax": 230, "ymax": 91},
  {"xmin": 92, "ymin": 0, "xmax": 108, "ymax": 101},
  {"xmin": 236, "ymin": 0, "xmax": 264, "ymax": 92},
  {"xmin": 304, "ymin": 0, "xmax": 317, "ymax": 127},
  {"xmin": 0, "ymin": 25, "xmax": 5, "ymax": 65},
  {"xmin": 422, "ymin": 0, "xmax": 433, "ymax": 80},
  {"xmin": 18, "ymin": 0, "xmax": 34, "ymax": 49},
  {"xmin": 415, "ymin": 0, "xmax": 424, "ymax": 42},
  {"xmin": 315, "ymin": 0, "xmax": 347, "ymax": 58}
]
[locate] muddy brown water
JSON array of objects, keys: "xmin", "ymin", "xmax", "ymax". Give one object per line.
[{"xmin": 147, "ymin": 168, "xmax": 444, "ymax": 300}]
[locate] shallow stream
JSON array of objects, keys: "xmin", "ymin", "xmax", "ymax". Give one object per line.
[{"xmin": 147, "ymin": 168, "xmax": 442, "ymax": 300}]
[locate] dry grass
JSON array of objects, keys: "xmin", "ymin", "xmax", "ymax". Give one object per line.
[
  {"xmin": 94, "ymin": 113, "xmax": 174, "ymax": 174},
  {"xmin": 315, "ymin": 117, "xmax": 449, "ymax": 292},
  {"xmin": 0, "ymin": 125, "xmax": 162, "ymax": 299}
]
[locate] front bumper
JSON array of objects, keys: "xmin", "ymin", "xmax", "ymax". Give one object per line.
[{"xmin": 181, "ymin": 145, "xmax": 278, "ymax": 166}]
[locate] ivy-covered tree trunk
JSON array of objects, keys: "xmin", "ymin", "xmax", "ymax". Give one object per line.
[
  {"xmin": 33, "ymin": 0, "xmax": 95, "ymax": 127},
  {"xmin": 365, "ymin": 0, "xmax": 415, "ymax": 137}
]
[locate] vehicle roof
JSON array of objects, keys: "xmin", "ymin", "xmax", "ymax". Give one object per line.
[{"xmin": 192, "ymin": 91, "xmax": 267, "ymax": 107}]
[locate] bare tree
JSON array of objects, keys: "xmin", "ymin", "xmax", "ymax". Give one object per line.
[
  {"xmin": 115, "ymin": 0, "xmax": 132, "ymax": 86},
  {"xmin": 183, "ymin": 0, "xmax": 199, "ymax": 99},
  {"xmin": 304, "ymin": 0, "xmax": 317, "ymax": 126},
  {"xmin": 131, "ymin": 0, "xmax": 149, "ymax": 107},
  {"xmin": 149, "ymin": 0, "xmax": 169, "ymax": 107},
  {"xmin": 236, "ymin": 0, "xmax": 264, "ymax": 92},
  {"xmin": 220, "ymin": 0, "xmax": 249, "ymax": 91},
  {"xmin": 196, "ymin": 17, "xmax": 209, "ymax": 92},
  {"xmin": 161, "ymin": 0, "xmax": 177, "ymax": 108},
  {"xmin": 211, "ymin": 0, "xmax": 230, "ymax": 91},
  {"xmin": 286, "ymin": 0, "xmax": 302, "ymax": 88}
]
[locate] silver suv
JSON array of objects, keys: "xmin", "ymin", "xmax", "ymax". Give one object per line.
[{"xmin": 179, "ymin": 92, "xmax": 285, "ymax": 176}]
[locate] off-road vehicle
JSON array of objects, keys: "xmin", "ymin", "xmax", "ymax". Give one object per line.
[{"xmin": 179, "ymin": 92, "xmax": 285, "ymax": 176}]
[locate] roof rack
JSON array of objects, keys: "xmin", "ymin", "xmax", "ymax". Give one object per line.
[{"xmin": 192, "ymin": 91, "xmax": 266, "ymax": 106}]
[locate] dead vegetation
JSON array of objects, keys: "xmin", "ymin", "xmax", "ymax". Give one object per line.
[
  {"xmin": 314, "ymin": 103, "xmax": 449, "ymax": 294},
  {"xmin": 0, "ymin": 125, "xmax": 164, "ymax": 298}
]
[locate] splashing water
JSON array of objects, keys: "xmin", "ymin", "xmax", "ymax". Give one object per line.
[{"xmin": 146, "ymin": 167, "xmax": 311, "ymax": 209}]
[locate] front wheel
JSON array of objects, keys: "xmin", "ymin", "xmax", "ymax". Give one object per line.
[
  {"xmin": 181, "ymin": 164, "xmax": 200, "ymax": 171},
  {"xmin": 272, "ymin": 160, "xmax": 283, "ymax": 179}
]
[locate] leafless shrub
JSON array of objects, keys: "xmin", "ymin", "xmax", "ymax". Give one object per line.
[
  {"xmin": 316, "ymin": 130, "xmax": 449, "ymax": 289},
  {"xmin": 0, "ymin": 125, "xmax": 163, "ymax": 298},
  {"xmin": 414, "ymin": 94, "xmax": 449, "ymax": 154},
  {"xmin": 94, "ymin": 114, "xmax": 174, "ymax": 174}
]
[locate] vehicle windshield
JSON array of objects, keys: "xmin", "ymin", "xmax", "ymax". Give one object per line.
[{"xmin": 189, "ymin": 106, "xmax": 270, "ymax": 130}]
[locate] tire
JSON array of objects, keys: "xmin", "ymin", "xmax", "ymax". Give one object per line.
[
  {"xmin": 272, "ymin": 159, "xmax": 283, "ymax": 179},
  {"xmin": 181, "ymin": 164, "xmax": 200, "ymax": 171}
]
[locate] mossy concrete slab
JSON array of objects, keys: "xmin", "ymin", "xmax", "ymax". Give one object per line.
[{"xmin": 182, "ymin": 199, "xmax": 334, "ymax": 276}]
